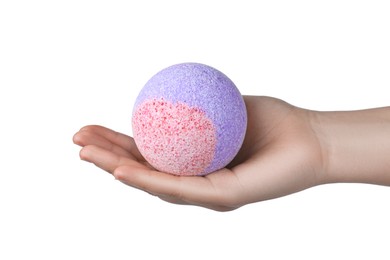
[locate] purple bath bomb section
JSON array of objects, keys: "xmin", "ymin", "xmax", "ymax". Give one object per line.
[{"xmin": 134, "ymin": 63, "xmax": 247, "ymax": 174}]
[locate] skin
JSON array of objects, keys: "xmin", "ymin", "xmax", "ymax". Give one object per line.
[{"xmin": 73, "ymin": 96, "xmax": 390, "ymax": 211}]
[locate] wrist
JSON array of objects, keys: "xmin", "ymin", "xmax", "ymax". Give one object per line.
[{"xmin": 310, "ymin": 108, "xmax": 390, "ymax": 185}]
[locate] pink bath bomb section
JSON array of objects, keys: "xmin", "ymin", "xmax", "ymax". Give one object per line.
[{"xmin": 132, "ymin": 98, "xmax": 217, "ymax": 176}]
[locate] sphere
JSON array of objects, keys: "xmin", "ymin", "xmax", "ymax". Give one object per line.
[{"xmin": 132, "ymin": 63, "xmax": 247, "ymax": 176}]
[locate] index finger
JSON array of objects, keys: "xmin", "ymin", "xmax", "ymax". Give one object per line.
[{"xmin": 79, "ymin": 125, "xmax": 144, "ymax": 161}]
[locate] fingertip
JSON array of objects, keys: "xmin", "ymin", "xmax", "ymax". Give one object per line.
[
  {"xmin": 73, "ymin": 125, "xmax": 96, "ymax": 145},
  {"xmin": 113, "ymin": 166, "xmax": 125, "ymax": 181},
  {"xmin": 73, "ymin": 130, "xmax": 85, "ymax": 146},
  {"xmin": 73, "ymin": 129, "xmax": 91, "ymax": 146},
  {"xmin": 114, "ymin": 165, "xmax": 164, "ymax": 192},
  {"xmin": 113, "ymin": 164, "xmax": 146, "ymax": 181},
  {"xmin": 79, "ymin": 145, "xmax": 92, "ymax": 161},
  {"xmin": 72, "ymin": 132, "xmax": 80, "ymax": 145}
]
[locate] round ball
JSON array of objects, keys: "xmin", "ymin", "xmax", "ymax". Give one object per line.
[{"xmin": 132, "ymin": 63, "xmax": 247, "ymax": 176}]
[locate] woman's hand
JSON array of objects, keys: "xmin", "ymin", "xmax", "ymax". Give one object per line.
[{"xmin": 73, "ymin": 96, "xmax": 327, "ymax": 211}]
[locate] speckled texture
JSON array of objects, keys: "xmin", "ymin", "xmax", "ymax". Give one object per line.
[
  {"xmin": 132, "ymin": 63, "xmax": 247, "ymax": 176},
  {"xmin": 133, "ymin": 98, "xmax": 216, "ymax": 175}
]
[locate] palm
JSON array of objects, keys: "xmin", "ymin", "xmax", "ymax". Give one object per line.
[{"xmin": 73, "ymin": 96, "xmax": 324, "ymax": 211}]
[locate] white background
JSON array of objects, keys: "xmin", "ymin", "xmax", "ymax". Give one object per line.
[{"xmin": 1, "ymin": 0, "xmax": 389, "ymax": 259}]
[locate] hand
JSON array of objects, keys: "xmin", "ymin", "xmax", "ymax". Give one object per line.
[{"xmin": 73, "ymin": 96, "xmax": 326, "ymax": 211}]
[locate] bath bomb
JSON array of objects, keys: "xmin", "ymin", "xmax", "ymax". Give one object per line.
[{"xmin": 132, "ymin": 63, "xmax": 247, "ymax": 176}]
